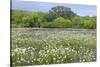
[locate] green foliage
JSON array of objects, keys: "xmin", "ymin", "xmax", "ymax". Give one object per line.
[
  {"xmin": 71, "ymin": 16, "xmax": 96, "ymax": 29},
  {"xmin": 82, "ymin": 16, "xmax": 96, "ymax": 29},
  {"xmin": 53, "ymin": 17, "xmax": 72, "ymax": 28},
  {"xmin": 11, "ymin": 10, "xmax": 47, "ymax": 28},
  {"xmin": 40, "ymin": 17, "xmax": 72, "ymax": 28},
  {"xmin": 11, "ymin": 6, "xmax": 96, "ymax": 29},
  {"xmin": 46, "ymin": 6, "xmax": 76, "ymax": 21},
  {"xmin": 31, "ymin": 12, "xmax": 47, "ymax": 27},
  {"xmin": 72, "ymin": 16, "xmax": 84, "ymax": 28}
]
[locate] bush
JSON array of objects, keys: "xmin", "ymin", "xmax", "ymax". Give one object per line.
[
  {"xmin": 72, "ymin": 16, "xmax": 84, "ymax": 28},
  {"xmin": 11, "ymin": 10, "xmax": 96, "ymax": 29},
  {"xmin": 83, "ymin": 20, "xmax": 95, "ymax": 29},
  {"xmin": 52, "ymin": 17, "xmax": 72, "ymax": 28},
  {"xmin": 82, "ymin": 16, "xmax": 96, "ymax": 29}
]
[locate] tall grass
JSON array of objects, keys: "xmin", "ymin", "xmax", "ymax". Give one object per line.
[{"xmin": 11, "ymin": 28, "xmax": 96, "ymax": 66}]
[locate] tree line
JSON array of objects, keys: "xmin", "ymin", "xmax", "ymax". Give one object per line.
[{"xmin": 11, "ymin": 6, "xmax": 96, "ymax": 29}]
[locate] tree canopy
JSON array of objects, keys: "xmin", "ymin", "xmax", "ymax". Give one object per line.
[{"xmin": 45, "ymin": 6, "xmax": 76, "ymax": 21}]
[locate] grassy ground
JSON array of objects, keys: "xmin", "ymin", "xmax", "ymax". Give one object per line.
[{"xmin": 11, "ymin": 28, "xmax": 96, "ymax": 66}]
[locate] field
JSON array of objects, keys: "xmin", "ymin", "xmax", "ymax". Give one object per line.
[{"xmin": 11, "ymin": 28, "xmax": 96, "ymax": 66}]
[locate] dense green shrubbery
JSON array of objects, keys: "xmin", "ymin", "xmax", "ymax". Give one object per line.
[
  {"xmin": 11, "ymin": 6, "xmax": 96, "ymax": 29},
  {"xmin": 11, "ymin": 10, "xmax": 47, "ymax": 28}
]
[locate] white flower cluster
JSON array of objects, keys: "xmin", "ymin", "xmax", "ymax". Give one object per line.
[{"xmin": 11, "ymin": 28, "xmax": 96, "ymax": 66}]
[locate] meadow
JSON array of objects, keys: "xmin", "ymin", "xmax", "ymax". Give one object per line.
[{"xmin": 11, "ymin": 28, "xmax": 96, "ymax": 66}]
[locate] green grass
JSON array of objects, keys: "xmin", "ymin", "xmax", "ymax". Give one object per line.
[{"xmin": 11, "ymin": 28, "xmax": 96, "ymax": 66}]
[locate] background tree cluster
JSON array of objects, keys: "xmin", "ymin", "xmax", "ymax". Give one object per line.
[{"xmin": 11, "ymin": 6, "xmax": 96, "ymax": 29}]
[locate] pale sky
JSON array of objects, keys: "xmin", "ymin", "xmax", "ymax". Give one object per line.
[{"xmin": 12, "ymin": 0, "xmax": 97, "ymax": 16}]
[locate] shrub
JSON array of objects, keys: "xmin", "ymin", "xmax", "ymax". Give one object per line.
[
  {"xmin": 83, "ymin": 19, "xmax": 96, "ymax": 29},
  {"xmin": 72, "ymin": 16, "xmax": 84, "ymax": 28},
  {"xmin": 52, "ymin": 17, "xmax": 72, "ymax": 28}
]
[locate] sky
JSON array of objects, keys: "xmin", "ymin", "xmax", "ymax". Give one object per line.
[{"xmin": 11, "ymin": 0, "xmax": 97, "ymax": 16}]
